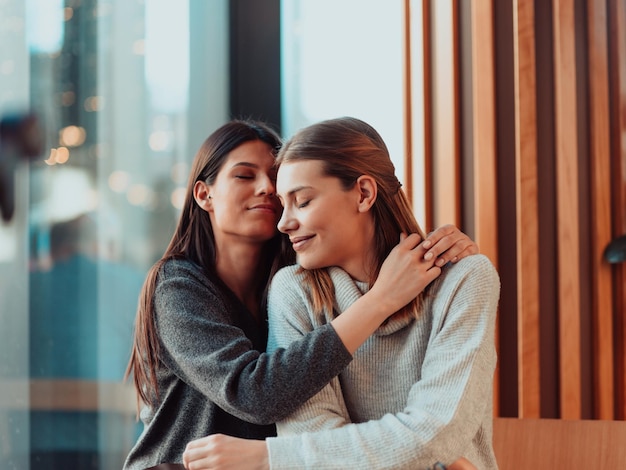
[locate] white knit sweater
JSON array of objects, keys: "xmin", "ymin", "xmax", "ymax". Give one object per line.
[{"xmin": 265, "ymin": 255, "xmax": 500, "ymax": 469}]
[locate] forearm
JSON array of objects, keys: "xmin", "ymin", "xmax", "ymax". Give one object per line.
[
  {"xmin": 267, "ymin": 402, "xmax": 489, "ymax": 470},
  {"xmin": 276, "ymin": 376, "xmax": 351, "ymax": 436}
]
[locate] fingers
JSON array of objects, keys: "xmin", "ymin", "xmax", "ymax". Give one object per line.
[
  {"xmin": 422, "ymin": 224, "xmax": 479, "ymax": 266},
  {"xmin": 183, "ymin": 436, "xmax": 215, "ymax": 470},
  {"xmin": 423, "ymin": 265, "xmax": 442, "ymax": 283},
  {"xmin": 447, "ymin": 457, "xmax": 478, "ymax": 470},
  {"xmin": 397, "ymin": 232, "xmax": 422, "ymax": 250},
  {"xmin": 428, "ymin": 238, "xmax": 475, "ymax": 266},
  {"xmin": 186, "ymin": 436, "xmax": 210, "ymax": 450},
  {"xmin": 421, "ymin": 224, "xmax": 456, "ymax": 248}
]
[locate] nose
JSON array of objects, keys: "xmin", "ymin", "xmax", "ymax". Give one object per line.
[
  {"xmin": 277, "ymin": 207, "xmax": 297, "ymax": 234},
  {"xmin": 257, "ymin": 174, "xmax": 276, "ymax": 197}
]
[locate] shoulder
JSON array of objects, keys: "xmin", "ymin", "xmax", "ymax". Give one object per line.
[
  {"xmin": 269, "ymin": 264, "xmax": 309, "ymax": 307},
  {"xmin": 157, "ymin": 257, "xmax": 215, "ymax": 287},
  {"xmin": 430, "ymin": 254, "xmax": 500, "ymax": 307},
  {"xmin": 158, "ymin": 257, "xmax": 204, "ymax": 279},
  {"xmin": 153, "ymin": 259, "xmax": 235, "ymax": 331},
  {"xmin": 425, "ymin": 255, "xmax": 500, "ymax": 335},
  {"xmin": 271, "ymin": 264, "xmax": 303, "ymax": 287},
  {"xmin": 441, "ymin": 254, "xmax": 499, "ymax": 288},
  {"xmin": 155, "ymin": 257, "xmax": 224, "ymax": 301}
]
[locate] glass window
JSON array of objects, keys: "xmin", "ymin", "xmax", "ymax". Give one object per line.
[
  {"xmin": 0, "ymin": 0, "xmax": 228, "ymax": 467},
  {"xmin": 281, "ymin": 0, "xmax": 405, "ymax": 183}
]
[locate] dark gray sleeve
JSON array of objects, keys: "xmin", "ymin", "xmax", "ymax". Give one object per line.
[{"xmin": 154, "ymin": 261, "xmax": 352, "ymax": 425}]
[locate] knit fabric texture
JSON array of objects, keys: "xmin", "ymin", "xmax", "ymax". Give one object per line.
[
  {"xmin": 266, "ymin": 254, "xmax": 500, "ymax": 470},
  {"xmin": 123, "ymin": 258, "xmax": 352, "ymax": 470}
]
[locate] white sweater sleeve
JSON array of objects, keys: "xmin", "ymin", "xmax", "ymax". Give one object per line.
[
  {"xmin": 266, "ymin": 267, "xmax": 353, "ymax": 435},
  {"xmin": 266, "ymin": 256, "xmax": 500, "ymax": 470}
]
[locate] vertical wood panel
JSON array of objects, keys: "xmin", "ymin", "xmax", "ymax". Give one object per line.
[
  {"xmin": 422, "ymin": 0, "xmax": 434, "ymax": 230},
  {"xmin": 471, "ymin": 1, "xmax": 499, "ymax": 267},
  {"xmin": 430, "ymin": 0, "xmax": 461, "ymax": 228},
  {"xmin": 609, "ymin": 0, "xmax": 626, "ymax": 420},
  {"xmin": 553, "ymin": 0, "xmax": 582, "ymax": 419},
  {"xmin": 513, "ymin": 0, "xmax": 541, "ymax": 418},
  {"xmin": 617, "ymin": 0, "xmax": 626, "ymax": 422},
  {"xmin": 586, "ymin": 0, "xmax": 615, "ymax": 420},
  {"xmin": 471, "ymin": 0, "xmax": 500, "ymax": 416},
  {"xmin": 403, "ymin": 0, "xmax": 413, "ymax": 204},
  {"xmin": 618, "ymin": 0, "xmax": 626, "ymax": 423}
]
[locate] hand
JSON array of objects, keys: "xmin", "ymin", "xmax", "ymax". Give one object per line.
[
  {"xmin": 183, "ymin": 434, "xmax": 268, "ymax": 470},
  {"xmin": 421, "ymin": 224, "xmax": 478, "ymax": 267},
  {"xmin": 369, "ymin": 233, "xmax": 441, "ymax": 314},
  {"xmin": 447, "ymin": 457, "xmax": 478, "ymax": 470}
]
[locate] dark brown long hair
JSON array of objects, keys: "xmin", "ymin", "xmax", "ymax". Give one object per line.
[
  {"xmin": 125, "ymin": 120, "xmax": 292, "ymax": 410},
  {"xmin": 276, "ymin": 116, "xmax": 427, "ymax": 320}
]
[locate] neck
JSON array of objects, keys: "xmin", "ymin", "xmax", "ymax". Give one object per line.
[
  {"xmin": 344, "ymin": 219, "xmax": 377, "ymax": 282},
  {"xmin": 214, "ymin": 238, "xmax": 267, "ymax": 317}
]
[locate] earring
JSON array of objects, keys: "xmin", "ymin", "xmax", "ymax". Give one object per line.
[{"xmin": 208, "ymin": 195, "xmax": 212, "ymax": 199}]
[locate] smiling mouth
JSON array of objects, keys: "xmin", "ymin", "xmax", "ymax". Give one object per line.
[
  {"xmin": 250, "ymin": 204, "xmax": 277, "ymax": 213},
  {"xmin": 290, "ymin": 235, "xmax": 314, "ymax": 251}
]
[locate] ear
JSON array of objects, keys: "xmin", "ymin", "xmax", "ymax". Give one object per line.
[
  {"xmin": 355, "ymin": 175, "xmax": 377, "ymax": 213},
  {"xmin": 193, "ymin": 180, "xmax": 212, "ymax": 212}
]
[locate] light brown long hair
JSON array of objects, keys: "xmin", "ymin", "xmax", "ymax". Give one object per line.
[
  {"xmin": 125, "ymin": 120, "xmax": 293, "ymax": 410},
  {"xmin": 277, "ymin": 116, "xmax": 427, "ymax": 320}
]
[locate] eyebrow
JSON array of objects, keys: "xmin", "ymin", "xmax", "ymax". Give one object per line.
[
  {"xmin": 280, "ymin": 185, "xmax": 313, "ymax": 198},
  {"xmin": 229, "ymin": 162, "xmax": 259, "ymax": 170}
]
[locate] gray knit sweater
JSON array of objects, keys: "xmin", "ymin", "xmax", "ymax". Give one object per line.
[
  {"xmin": 123, "ymin": 258, "xmax": 352, "ymax": 470},
  {"xmin": 265, "ymin": 255, "xmax": 500, "ymax": 469}
]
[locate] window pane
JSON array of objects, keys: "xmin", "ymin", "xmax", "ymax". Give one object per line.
[
  {"xmin": 281, "ymin": 0, "xmax": 405, "ymax": 183},
  {"xmin": 1, "ymin": 0, "xmax": 228, "ymax": 467}
]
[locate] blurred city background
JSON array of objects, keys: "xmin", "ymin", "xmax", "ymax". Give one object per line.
[{"xmin": 0, "ymin": 0, "xmax": 409, "ymax": 468}]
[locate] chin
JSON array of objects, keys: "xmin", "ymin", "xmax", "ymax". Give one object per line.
[
  {"xmin": 250, "ymin": 229, "xmax": 279, "ymax": 243},
  {"xmin": 296, "ymin": 256, "xmax": 322, "ymax": 271}
]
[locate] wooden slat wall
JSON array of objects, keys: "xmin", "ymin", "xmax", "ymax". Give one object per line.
[
  {"xmin": 470, "ymin": 1, "xmax": 499, "ymax": 268},
  {"xmin": 609, "ymin": 0, "xmax": 626, "ymax": 420},
  {"xmin": 421, "ymin": 0, "xmax": 434, "ymax": 229},
  {"xmin": 428, "ymin": 0, "xmax": 461, "ymax": 229},
  {"xmin": 587, "ymin": 0, "xmax": 615, "ymax": 420},
  {"xmin": 409, "ymin": 0, "xmax": 626, "ymax": 420},
  {"xmin": 512, "ymin": 0, "xmax": 541, "ymax": 418},
  {"xmin": 403, "ymin": 0, "xmax": 414, "ymax": 206},
  {"xmin": 470, "ymin": 0, "xmax": 500, "ymax": 414},
  {"xmin": 553, "ymin": 0, "xmax": 582, "ymax": 420}
]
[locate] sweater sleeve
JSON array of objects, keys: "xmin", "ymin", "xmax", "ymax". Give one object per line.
[
  {"xmin": 154, "ymin": 260, "xmax": 352, "ymax": 425},
  {"xmin": 266, "ymin": 255, "xmax": 500, "ymax": 469},
  {"xmin": 266, "ymin": 269, "xmax": 352, "ymax": 434}
]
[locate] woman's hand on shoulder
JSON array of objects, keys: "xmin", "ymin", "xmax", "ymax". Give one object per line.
[
  {"xmin": 183, "ymin": 434, "xmax": 268, "ymax": 470},
  {"xmin": 421, "ymin": 224, "xmax": 478, "ymax": 267},
  {"xmin": 369, "ymin": 233, "xmax": 441, "ymax": 314}
]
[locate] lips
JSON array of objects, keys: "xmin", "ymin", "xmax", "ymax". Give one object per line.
[
  {"xmin": 290, "ymin": 235, "xmax": 315, "ymax": 251},
  {"xmin": 250, "ymin": 203, "xmax": 277, "ymax": 213}
]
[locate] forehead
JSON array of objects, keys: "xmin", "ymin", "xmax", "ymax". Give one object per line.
[
  {"xmin": 276, "ymin": 160, "xmax": 326, "ymax": 193},
  {"xmin": 223, "ymin": 140, "xmax": 275, "ymax": 167}
]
